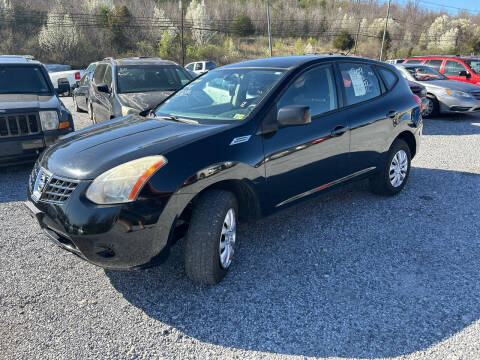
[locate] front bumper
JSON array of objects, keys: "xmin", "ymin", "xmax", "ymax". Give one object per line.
[
  {"xmin": 0, "ymin": 129, "xmax": 70, "ymax": 167},
  {"xmin": 438, "ymin": 95, "xmax": 480, "ymax": 113},
  {"xmin": 25, "ymin": 180, "xmax": 192, "ymax": 269}
]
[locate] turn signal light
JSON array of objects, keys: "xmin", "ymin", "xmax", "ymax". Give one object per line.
[{"xmin": 58, "ymin": 122, "xmax": 69, "ymax": 130}]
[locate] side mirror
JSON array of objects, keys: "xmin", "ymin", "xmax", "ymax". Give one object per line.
[
  {"xmin": 277, "ymin": 105, "xmax": 311, "ymax": 127},
  {"xmin": 459, "ymin": 70, "xmax": 470, "ymax": 78},
  {"xmin": 56, "ymin": 82, "xmax": 70, "ymax": 95},
  {"xmin": 96, "ymin": 83, "xmax": 110, "ymax": 93}
]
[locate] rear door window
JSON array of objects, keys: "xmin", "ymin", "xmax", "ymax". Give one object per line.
[
  {"xmin": 93, "ymin": 64, "xmax": 107, "ymax": 84},
  {"xmin": 339, "ymin": 63, "xmax": 381, "ymax": 106},
  {"xmin": 424, "ymin": 59, "xmax": 443, "ymax": 71},
  {"xmin": 404, "ymin": 59, "xmax": 422, "ymax": 64}
]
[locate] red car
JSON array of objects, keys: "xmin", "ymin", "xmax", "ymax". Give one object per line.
[{"xmin": 403, "ymin": 56, "xmax": 480, "ymax": 86}]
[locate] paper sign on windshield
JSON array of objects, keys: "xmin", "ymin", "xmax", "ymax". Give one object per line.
[{"xmin": 348, "ymin": 69, "xmax": 366, "ymax": 96}]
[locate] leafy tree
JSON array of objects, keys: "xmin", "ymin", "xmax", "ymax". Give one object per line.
[
  {"xmin": 186, "ymin": 0, "xmax": 213, "ymax": 47},
  {"xmin": 465, "ymin": 36, "xmax": 480, "ymax": 55},
  {"xmin": 97, "ymin": 5, "xmax": 132, "ymax": 52},
  {"xmin": 230, "ymin": 13, "xmax": 254, "ymax": 37},
  {"xmin": 333, "ymin": 31, "xmax": 354, "ymax": 51}
]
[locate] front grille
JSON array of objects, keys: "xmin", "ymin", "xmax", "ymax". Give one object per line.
[
  {"xmin": 471, "ymin": 91, "xmax": 480, "ymax": 100},
  {"xmin": 0, "ymin": 113, "xmax": 41, "ymax": 138},
  {"xmin": 42, "ymin": 176, "xmax": 78, "ymax": 203}
]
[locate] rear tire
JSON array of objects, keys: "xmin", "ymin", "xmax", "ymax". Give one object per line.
[
  {"xmin": 73, "ymin": 95, "xmax": 80, "ymax": 112},
  {"xmin": 185, "ymin": 190, "xmax": 238, "ymax": 285},
  {"xmin": 370, "ymin": 139, "xmax": 411, "ymax": 196}
]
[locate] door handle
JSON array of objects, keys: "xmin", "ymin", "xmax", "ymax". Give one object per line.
[
  {"xmin": 386, "ymin": 110, "xmax": 398, "ymax": 118},
  {"xmin": 330, "ymin": 126, "xmax": 346, "ymax": 137}
]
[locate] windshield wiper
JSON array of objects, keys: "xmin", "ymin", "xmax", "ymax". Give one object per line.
[{"xmin": 154, "ymin": 115, "xmax": 199, "ymax": 124}]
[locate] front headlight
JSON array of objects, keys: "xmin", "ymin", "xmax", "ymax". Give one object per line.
[
  {"xmin": 86, "ymin": 156, "xmax": 167, "ymax": 204},
  {"xmin": 121, "ymin": 105, "xmax": 137, "ymax": 116},
  {"xmin": 445, "ymin": 89, "xmax": 473, "ymax": 98},
  {"xmin": 39, "ymin": 111, "xmax": 59, "ymax": 130}
]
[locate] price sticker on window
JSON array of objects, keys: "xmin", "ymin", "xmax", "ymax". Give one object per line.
[{"xmin": 348, "ymin": 69, "xmax": 366, "ymax": 96}]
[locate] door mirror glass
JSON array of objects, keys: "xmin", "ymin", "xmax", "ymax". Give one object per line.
[
  {"xmin": 277, "ymin": 105, "xmax": 311, "ymax": 127},
  {"xmin": 96, "ymin": 83, "xmax": 109, "ymax": 93}
]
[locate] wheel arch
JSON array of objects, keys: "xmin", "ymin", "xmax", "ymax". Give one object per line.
[{"xmin": 395, "ymin": 130, "xmax": 417, "ymax": 158}]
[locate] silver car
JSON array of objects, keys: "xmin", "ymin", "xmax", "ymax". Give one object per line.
[{"xmin": 395, "ymin": 64, "xmax": 480, "ymax": 117}]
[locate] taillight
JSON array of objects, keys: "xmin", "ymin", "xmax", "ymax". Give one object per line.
[
  {"xmin": 75, "ymin": 72, "xmax": 81, "ymax": 80},
  {"xmin": 413, "ymin": 94, "xmax": 422, "ymax": 111}
]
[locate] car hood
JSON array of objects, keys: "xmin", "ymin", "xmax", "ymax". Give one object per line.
[
  {"xmin": 117, "ymin": 91, "xmax": 175, "ymax": 112},
  {"xmin": 0, "ymin": 94, "xmax": 58, "ymax": 111},
  {"xmin": 39, "ymin": 115, "xmax": 224, "ymax": 180},
  {"xmin": 417, "ymin": 79, "xmax": 480, "ymax": 92}
]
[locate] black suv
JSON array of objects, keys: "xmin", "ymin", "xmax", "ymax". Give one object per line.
[
  {"xmin": 0, "ymin": 56, "xmax": 74, "ymax": 166},
  {"xmin": 26, "ymin": 55, "xmax": 422, "ymax": 284},
  {"xmin": 87, "ymin": 57, "xmax": 192, "ymax": 123}
]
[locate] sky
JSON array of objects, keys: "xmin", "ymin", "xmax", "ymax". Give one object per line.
[{"xmin": 378, "ymin": 0, "xmax": 480, "ymax": 15}]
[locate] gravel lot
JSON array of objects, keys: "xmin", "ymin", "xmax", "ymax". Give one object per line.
[{"xmin": 1, "ymin": 97, "xmax": 479, "ymax": 360}]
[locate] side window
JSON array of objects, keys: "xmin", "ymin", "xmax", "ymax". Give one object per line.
[
  {"xmin": 185, "ymin": 64, "xmax": 194, "ymax": 71},
  {"xmin": 80, "ymin": 73, "xmax": 89, "ymax": 86},
  {"xmin": 424, "ymin": 59, "xmax": 443, "ymax": 71},
  {"xmin": 194, "ymin": 63, "xmax": 203, "ymax": 71},
  {"xmin": 339, "ymin": 63, "xmax": 381, "ymax": 105},
  {"xmin": 206, "ymin": 62, "xmax": 216, "ymax": 70},
  {"xmin": 176, "ymin": 69, "xmax": 191, "ymax": 85},
  {"xmin": 377, "ymin": 67, "xmax": 398, "ymax": 90},
  {"xmin": 93, "ymin": 64, "xmax": 106, "ymax": 84},
  {"xmin": 444, "ymin": 60, "xmax": 467, "ymax": 76},
  {"xmin": 103, "ymin": 65, "xmax": 113, "ymax": 88},
  {"xmin": 277, "ymin": 65, "xmax": 338, "ymax": 117},
  {"xmin": 404, "ymin": 59, "xmax": 422, "ymax": 64},
  {"xmin": 86, "ymin": 63, "xmax": 96, "ymax": 73}
]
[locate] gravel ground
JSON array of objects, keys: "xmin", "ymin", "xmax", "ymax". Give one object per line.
[{"xmin": 1, "ymin": 97, "xmax": 479, "ymax": 360}]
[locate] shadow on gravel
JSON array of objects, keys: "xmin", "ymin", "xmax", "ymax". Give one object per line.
[
  {"xmin": 0, "ymin": 164, "xmax": 32, "ymax": 203},
  {"xmin": 105, "ymin": 167, "xmax": 480, "ymax": 358},
  {"xmin": 423, "ymin": 113, "xmax": 480, "ymax": 136}
]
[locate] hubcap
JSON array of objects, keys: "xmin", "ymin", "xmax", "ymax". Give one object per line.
[
  {"xmin": 424, "ymin": 99, "xmax": 433, "ymax": 116},
  {"xmin": 389, "ymin": 150, "xmax": 408, "ymax": 187},
  {"xmin": 219, "ymin": 208, "xmax": 236, "ymax": 269}
]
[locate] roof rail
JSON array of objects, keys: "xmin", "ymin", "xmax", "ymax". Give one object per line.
[{"xmin": 0, "ymin": 55, "xmax": 35, "ymax": 60}]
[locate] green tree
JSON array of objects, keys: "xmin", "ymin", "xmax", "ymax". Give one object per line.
[
  {"xmin": 465, "ymin": 36, "xmax": 480, "ymax": 55},
  {"xmin": 332, "ymin": 31, "xmax": 354, "ymax": 51},
  {"xmin": 97, "ymin": 5, "xmax": 131, "ymax": 52},
  {"xmin": 230, "ymin": 13, "xmax": 254, "ymax": 37}
]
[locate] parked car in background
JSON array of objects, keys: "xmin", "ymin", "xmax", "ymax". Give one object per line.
[
  {"xmin": 395, "ymin": 64, "xmax": 480, "ymax": 117},
  {"xmin": 403, "ymin": 56, "xmax": 480, "ymax": 86},
  {"xmin": 72, "ymin": 62, "xmax": 98, "ymax": 113},
  {"xmin": 88, "ymin": 57, "xmax": 192, "ymax": 123},
  {"xmin": 407, "ymin": 80, "xmax": 428, "ymax": 114},
  {"xmin": 45, "ymin": 63, "xmax": 85, "ymax": 95},
  {"xmin": 185, "ymin": 61, "xmax": 216, "ymax": 76},
  {"xmin": 385, "ymin": 59, "xmax": 404, "ymax": 64},
  {"xmin": 25, "ymin": 55, "xmax": 422, "ymax": 284},
  {"xmin": 0, "ymin": 56, "xmax": 74, "ymax": 166}
]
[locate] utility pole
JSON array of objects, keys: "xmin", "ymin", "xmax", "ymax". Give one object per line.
[
  {"xmin": 266, "ymin": 0, "xmax": 273, "ymax": 57},
  {"xmin": 180, "ymin": 0, "xmax": 185, "ymax": 66},
  {"xmin": 379, "ymin": 0, "xmax": 392, "ymax": 62},
  {"xmin": 353, "ymin": 0, "xmax": 361, "ymax": 54}
]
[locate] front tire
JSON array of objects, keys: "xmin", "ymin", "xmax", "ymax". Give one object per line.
[
  {"xmin": 185, "ymin": 190, "xmax": 238, "ymax": 285},
  {"xmin": 370, "ymin": 139, "xmax": 411, "ymax": 196}
]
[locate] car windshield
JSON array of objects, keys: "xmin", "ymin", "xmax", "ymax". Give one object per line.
[
  {"xmin": 0, "ymin": 65, "xmax": 52, "ymax": 95},
  {"xmin": 116, "ymin": 65, "xmax": 191, "ymax": 93},
  {"xmin": 45, "ymin": 64, "xmax": 71, "ymax": 72},
  {"xmin": 463, "ymin": 59, "xmax": 480, "ymax": 74},
  {"xmin": 405, "ymin": 66, "xmax": 447, "ymax": 81},
  {"xmin": 154, "ymin": 68, "xmax": 286, "ymax": 122}
]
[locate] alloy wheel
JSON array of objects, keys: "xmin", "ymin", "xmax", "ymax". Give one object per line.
[
  {"xmin": 423, "ymin": 98, "xmax": 433, "ymax": 117},
  {"xmin": 219, "ymin": 208, "xmax": 236, "ymax": 269},
  {"xmin": 389, "ymin": 150, "xmax": 408, "ymax": 187}
]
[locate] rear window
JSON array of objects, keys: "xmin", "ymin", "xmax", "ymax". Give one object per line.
[
  {"xmin": 0, "ymin": 65, "xmax": 52, "ymax": 95},
  {"xmin": 377, "ymin": 67, "xmax": 398, "ymax": 90},
  {"xmin": 45, "ymin": 64, "xmax": 71, "ymax": 72}
]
